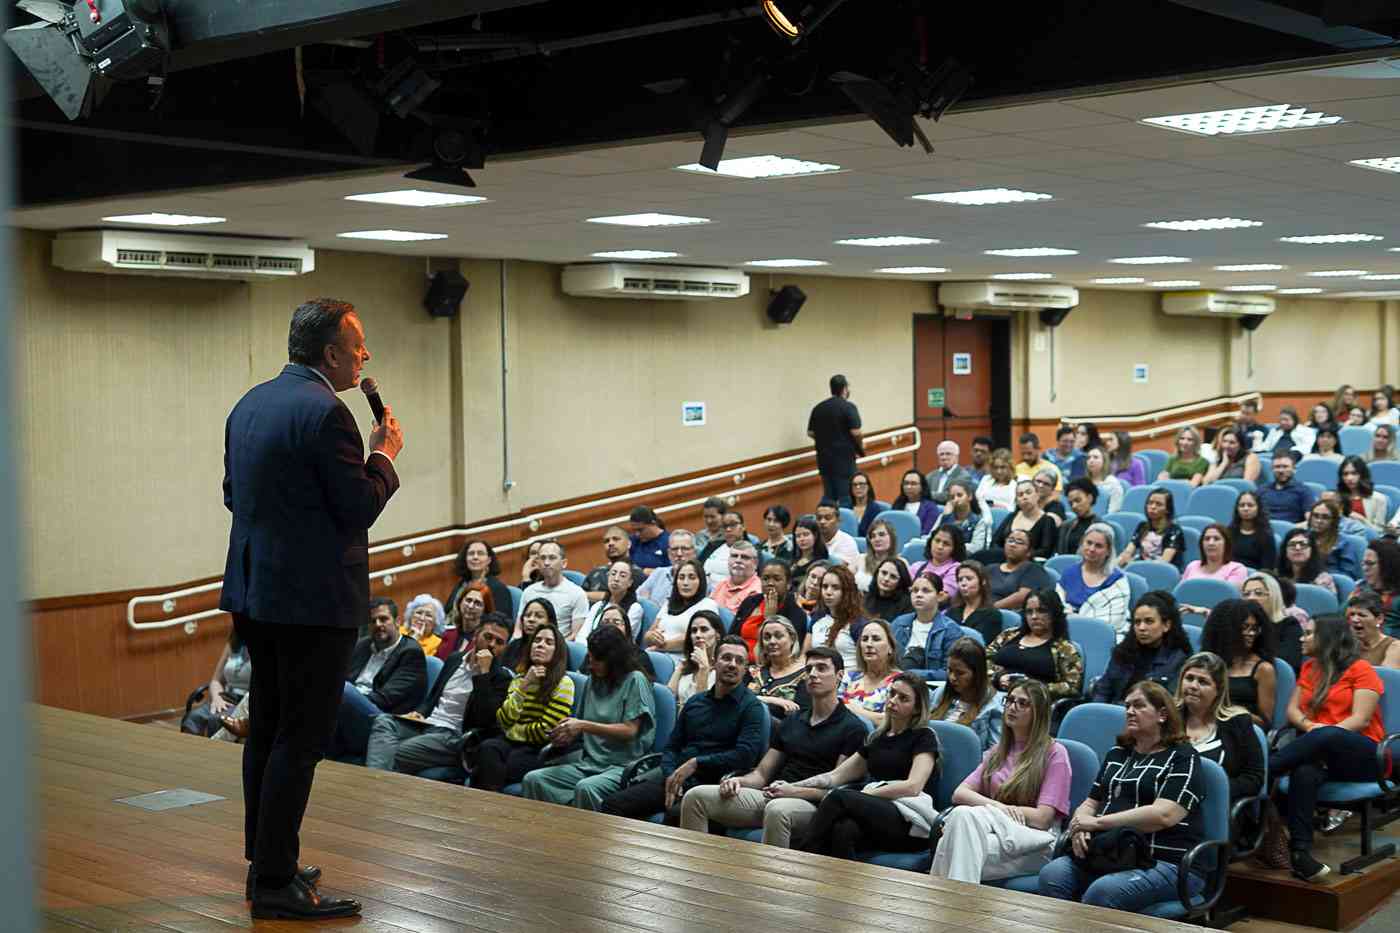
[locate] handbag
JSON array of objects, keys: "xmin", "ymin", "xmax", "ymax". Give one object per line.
[{"xmin": 1073, "ymin": 826, "xmax": 1155, "ymax": 875}]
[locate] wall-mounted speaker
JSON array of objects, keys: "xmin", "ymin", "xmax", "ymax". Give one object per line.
[
  {"xmin": 1240, "ymin": 314, "xmax": 1267, "ymax": 332},
  {"xmin": 1038, "ymin": 307, "xmax": 1072, "ymax": 327},
  {"xmin": 423, "ymin": 270, "xmax": 469, "ymax": 318},
  {"xmin": 766, "ymin": 285, "xmax": 806, "ymax": 325}
]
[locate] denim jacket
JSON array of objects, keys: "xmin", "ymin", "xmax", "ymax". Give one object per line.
[{"xmin": 890, "ymin": 611, "xmax": 964, "ymax": 681}]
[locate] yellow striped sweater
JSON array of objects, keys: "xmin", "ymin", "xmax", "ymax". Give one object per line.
[{"xmin": 496, "ymin": 674, "xmax": 575, "ymax": 744}]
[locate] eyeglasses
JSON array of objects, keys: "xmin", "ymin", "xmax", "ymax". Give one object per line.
[
  {"xmin": 722, "ymin": 520, "xmax": 742, "ymax": 528},
  {"xmin": 1005, "ymin": 695, "xmax": 1033, "ymax": 710}
]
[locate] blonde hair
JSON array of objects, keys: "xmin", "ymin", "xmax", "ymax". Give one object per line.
[
  {"xmin": 1244, "ymin": 573, "xmax": 1286, "ymax": 623},
  {"xmin": 863, "ymin": 518, "xmax": 901, "ymax": 575},
  {"xmin": 1174, "ymin": 652, "xmax": 1250, "ymax": 723},
  {"xmin": 979, "ymin": 680, "xmax": 1054, "ymax": 807}
]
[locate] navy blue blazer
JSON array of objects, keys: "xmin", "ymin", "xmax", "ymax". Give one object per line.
[{"xmin": 220, "ymin": 364, "xmax": 399, "ymax": 629}]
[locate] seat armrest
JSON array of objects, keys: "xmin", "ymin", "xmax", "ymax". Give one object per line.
[
  {"xmin": 1378, "ymin": 733, "xmax": 1400, "ymax": 796},
  {"xmin": 1229, "ymin": 795, "xmax": 1264, "ymax": 861},
  {"xmin": 1052, "ymin": 696, "xmax": 1086, "ymax": 722},
  {"xmin": 1177, "ymin": 840, "xmax": 1229, "ymax": 918}
]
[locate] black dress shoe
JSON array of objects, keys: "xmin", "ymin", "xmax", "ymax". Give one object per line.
[
  {"xmin": 251, "ymin": 876, "xmax": 360, "ymax": 921},
  {"xmin": 244, "ymin": 865, "xmax": 324, "ymax": 901}
]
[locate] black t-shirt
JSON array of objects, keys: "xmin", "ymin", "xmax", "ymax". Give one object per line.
[
  {"xmin": 994, "ymin": 635, "xmax": 1057, "ymax": 684},
  {"xmin": 807, "ymin": 396, "xmax": 862, "ymax": 471},
  {"xmin": 986, "ymin": 561, "xmax": 1052, "ymax": 601},
  {"xmin": 857, "ymin": 724, "xmax": 941, "ymax": 794},
  {"xmin": 772, "ymin": 704, "xmax": 869, "ymax": 783},
  {"xmin": 950, "ymin": 606, "xmax": 1006, "ymax": 645},
  {"xmin": 1091, "ymin": 743, "xmax": 1205, "ymax": 865}
]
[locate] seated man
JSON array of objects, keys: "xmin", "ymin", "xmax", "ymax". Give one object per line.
[
  {"xmin": 364, "ymin": 614, "xmax": 513, "ymax": 776},
  {"xmin": 925, "ymin": 440, "xmax": 973, "ymax": 505},
  {"xmin": 1043, "ymin": 426, "xmax": 1085, "ymax": 482},
  {"xmin": 1257, "ymin": 405, "xmax": 1315, "ymax": 458},
  {"xmin": 711, "ymin": 540, "xmax": 763, "ymax": 613},
  {"xmin": 517, "ymin": 539, "xmax": 590, "ymax": 639},
  {"xmin": 1014, "ymin": 432, "xmax": 1062, "ymax": 488},
  {"xmin": 583, "ymin": 525, "xmax": 639, "ymax": 602},
  {"xmin": 680, "ymin": 646, "xmax": 867, "ymax": 847},
  {"xmin": 814, "ymin": 499, "xmax": 861, "ymax": 571},
  {"xmin": 636, "ymin": 529, "xmax": 705, "ymax": 605},
  {"xmin": 628, "ymin": 506, "xmax": 671, "ymax": 574},
  {"xmin": 1258, "ymin": 448, "xmax": 1315, "ymax": 524},
  {"xmin": 331, "ymin": 597, "xmax": 427, "ymax": 759},
  {"xmin": 967, "ymin": 436, "xmax": 993, "ymax": 486},
  {"xmin": 1236, "ymin": 398, "xmax": 1266, "ymax": 450},
  {"xmin": 600, "ymin": 636, "xmax": 767, "ymax": 824},
  {"xmin": 703, "ymin": 509, "xmax": 750, "ymax": 587},
  {"xmin": 692, "ymin": 497, "xmax": 727, "ymax": 553}
]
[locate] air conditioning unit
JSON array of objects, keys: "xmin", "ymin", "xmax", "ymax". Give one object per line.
[
  {"xmin": 938, "ymin": 281, "xmax": 1079, "ymax": 311},
  {"xmin": 1161, "ymin": 291, "xmax": 1275, "ymax": 318},
  {"xmin": 52, "ymin": 230, "xmax": 315, "ymax": 280},
  {"xmin": 562, "ymin": 263, "xmax": 751, "ymax": 300}
]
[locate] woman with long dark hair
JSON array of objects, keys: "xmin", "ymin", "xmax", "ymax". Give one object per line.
[
  {"xmin": 1105, "ymin": 430, "xmax": 1146, "ymax": 487},
  {"xmin": 790, "ymin": 515, "xmax": 829, "ymax": 587},
  {"xmin": 502, "ymin": 597, "xmax": 556, "ymax": 672},
  {"xmin": 1090, "ymin": 591, "xmax": 1192, "ymax": 703},
  {"xmin": 1117, "ymin": 487, "xmax": 1186, "ymax": 570},
  {"xmin": 909, "ymin": 524, "xmax": 964, "ymax": 606},
  {"xmin": 986, "ymin": 590, "xmax": 1084, "ymax": 700},
  {"xmin": 472, "ymin": 623, "xmax": 575, "ymax": 792},
  {"xmin": 928, "ymin": 637, "xmax": 1004, "ymax": 750},
  {"xmin": 931, "ymin": 479, "xmax": 994, "ymax": 552},
  {"xmin": 849, "ymin": 471, "xmax": 886, "ymax": 539},
  {"xmin": 669, "ymin": 610, "xmax": 723, "ymax": 704},
  {"xmin": 1360, "ymin": 538, "xmax": 1400, "ymax": 636},
  {"xmin": 1228, "ymin": 491, "xmax": 1276, "ymax": 571},
  {"xmin": 947, "ymin": 560, "xmax": 1004, "ymax": 645},
  {"xmin": 1203, "ymin": 427, "xmax": 1261, "ymax": 485},
  {"xmin": 890, "ymin": 469, "xmax": 942, "ymax": 536},
  {"xmin": 1306, "ymin": 498, "xmax": 1361, "ymax": 579},
  {"xmin": 576, "ymin": 560, "xmax": 642, "ymax": 643},
  {"xmin": 447, "ymin": 538, "xmax": 513, "ymax": 626},
  {"xmin": 645, "ymin": 559, "xmax": 717, "ymax": 655},
  {"xmin": 1277, "ymin": 527, "xmax": 1338, "ymax": 595},
  {"xmin": 1337, "ymin": 456, "xmax": 1389, "ymax": 532},
  {"xmin": 1201, "ymin": 598, "xmax": 1278, "ymax": 727},
  {"xmin": 865, "ymin": 557, "xmax": 914, "ymax": 623}
]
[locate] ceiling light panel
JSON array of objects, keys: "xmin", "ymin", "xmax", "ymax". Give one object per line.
[
  {"xmin": 344, "ymin": 189, "xmax": 488, "ymax": 207},
  {"xmin": 1306, "ymin": 270, "xmax": 1368, "ymax": 277},
  {"xmin": 1140, "ymin": 104, "xmax": 1344, "ymax": 137},
  {"xmin": 875, "ymin": 266, "xmax": 948, "ymax": 274},
  {"xmin": 1150, "ymin": 280, "xmax": 1201, "ymax": 287},
  {"xmin": 991, "ymin": 272, "xmax": 1055, "ymax": 280},
  {"xmin": 1361, "ymin": 274, "xmax": 1400, "ymax": 281},
  {"xmin": 835, "ymin": 236, "xmax": 939, "ymax": 247},
  {"xmin": 337, "ymin": 230, "xmax": 449, "ymax": 241},
  {"xmin": 983, "ymin": 247, "xmax": 1078, "ymax": 257},
  {"xmin": 911, "ymin": 188, "xmax": 1052, "ymax": 206},
  {"xmin": 1215, "ymin": 264, "xmax": 1285, "ymax": 272},
  {"xmin": 1278, "ymin": 233, "xmax": 1382, "ymax": 244},
  {"xmin": 675, "ymin": 155, "xmax": 843, "ymax": 178},
  {"xmin": 1224, "ymin": 285, "xmax": 1277, "ymax": 291},
  {"xmin": 102, "ymin": 212, "xmax": 226, "ymax": 225},
  {"xmin": 591, "ymin": 250, "xmax": 682, "ymax": 260},
  {"xmin": 1143, "ymin": 218, "xmax": 1261, "ymax": 231},
  {"xmin": 746, "ymin": 259, "xmax": 828, "ymax": 267},
  {"xmin": 1091, "ymin": 277, "xmax": 1146, "ymax": 285},
  {"xmin": 1108, "ymin": 256, "xmax": 1192, "ymax": 265},
  {"xmin": 1349, "ymin": 157, "xmax": 1400, "ymax": 174},
  {"xmin": 1277, "ymin": 288, "xmax": 1324, "ymax": 294},
  {"xmin": 586, "ymin": 213, "xmax": 711, "ymax": 227}
]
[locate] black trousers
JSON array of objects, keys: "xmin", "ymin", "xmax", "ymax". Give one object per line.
[
  {"xmin": 598, "ymin": 770, "xmax": 682, "ymax": 825},
  {"xmin": 472, "ymin": 737, "xmax": 545, "ymax": 792},
  {"xmin": 797, "ymin": 788, "xmax": 925, "ymax": 860},
  {"xmin": 235, "ymin": 614, "xmax": 357, "ymax": 886}
]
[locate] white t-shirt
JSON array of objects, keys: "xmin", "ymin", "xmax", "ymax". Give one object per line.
[
  {"xmin": 824, "ymin": 530, "xmax": 861, "ymax": 572},
  {"xmin": 703, "ymin": 543, "xmax": 732, "ymax": 588},
  {"xmin": 654, "ymin": 597, "xmax": 720, "ymax": 653},
  {"xmin": 573, "ymin": 600, "xmax": 645, "ymax": 643},
  {"xmin": 808, "ymin": 615, "xmax": 859, "ymax": 670},
  {"xmin": 517, "ymin": 577, "xmax": 591, "ymax": 637}
]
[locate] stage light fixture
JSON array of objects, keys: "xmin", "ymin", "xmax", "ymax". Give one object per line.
[
  {"xmin": 761, "ymin": 1, "xmax": 800, "ymax": 38},
  {"xmin": 762, "ymin": 1, "xmax": 851, "ymax": 44}
]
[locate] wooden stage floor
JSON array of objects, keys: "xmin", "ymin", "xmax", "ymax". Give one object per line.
[{"xmin": 36, "ymin": 705, "xmax": 1210, "ymax": 933}]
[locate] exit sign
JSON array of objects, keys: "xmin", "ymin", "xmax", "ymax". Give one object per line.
[{"xmin": 927, "ymin": 388, "xmax": 946, "ymax": 408}]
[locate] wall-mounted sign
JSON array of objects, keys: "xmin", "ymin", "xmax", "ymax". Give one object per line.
[
  {"xmin": 682, "ymin": 401, "xmax": 707, "ymax": 426},
  {"xmin": 952, "ymin": 352, "xmax": 972, "ymax": 375},
  {"xmin": 927, "ymin": 388, "xmax": 946, "ymax": 408},
  {"xmin": 1133, "ymin": 364, "xmax": 1150, "ymax": 384}
]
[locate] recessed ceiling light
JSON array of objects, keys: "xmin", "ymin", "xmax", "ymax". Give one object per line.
[
  {"xmin": 1361, "ymin": 273, "xmax": 1400, "ymax": 281},
  {"xmin": 983, "ymin": 247, "xmax": 1079, "ymax": 257},
  {"xmin": 1140, "ymin": 104, "xmax": 1344, "ymax": 137},
  {"xmin": 344, "ymin": 189, "xmax": 488, "ymax": 207},
  {"xmin": 586, "ymin": 213, "xmax": 711, "ymax": 227},
  {"xmin": 1306, "ymin": 270, "xmax": 1368, "ymax": 277},
  {"xmin": 591, "ymin": 250, "xmax": 683, "ymax": 260},
  {"xmin": 1224, "ymin": 284, "xmax": 1277, "ymax": 292},
  {"xmin": 1278, "ymin": 233, "xmax": 1383, "ymax": 244},
  {"xmin": 875, "ymin": 266, "xmax": 949, "ymax": 274},
  {"xmin": 1215, "ymin": 263, "xmax": 1286, "ymax": 272},
  {"xmin": 1277, "ymin": 287, "xmax": 1324, "ymax": 295},
  {"xmin": 746, "ymin": 259, "xmax": 828, "ymax": 267},
  {"xmin": 911, "ymin": 188, "xmax": 1052, "ymax": 206},
  {"xmin": 1150, "ymin": 280, "xmax": 1202, "ymax": 288},
  {"xmin": 336, "ymin": 230, "xmax": 448, "ymax": 241},
  {"xmin": 991, "ymin": 272, "xmax": 1055, "ymax": 280},
  {"xmin": 1143, "ymin": 218, "xmax": 1262, "ymax": 231},
  {"xmin": 1091, "ymin": 277, "xmax": 1146, "ymax": 285},
  {"xmin": 1108, "ymin": 256, "xmax": 1192, "ymax": 265},
  {"xmin": 102, "ymin": 212, "xmax": 226, "ymax": 226},
  {"xmin": 835, "ymin": 235, "xmax": 940, "ymax": 247},
  {"xmin": 1349, "ymin": 157, "xmax": 1400, "ymax": 174},
  {"xmin": 675, "ymin": 155, "xmax": 843, "ymax": 178}
]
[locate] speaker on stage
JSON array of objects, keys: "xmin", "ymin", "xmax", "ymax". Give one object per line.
[
  {"xmin": 767, "ymin": 285, "xmax": 806, "ymax": 325},
  {"xmin": 423, "ymin": 271, "xmax": 469, "ymax": 319}
]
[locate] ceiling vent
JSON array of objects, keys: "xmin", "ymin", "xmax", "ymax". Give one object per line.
[
  {"xmin": 562, "ymin": 263, "xmax": 751, "ymax": 300},
  {"xmin": 1161, "ymin": 290, "xmax": 1275, "ymax": 318},
  {"xmin": 938, "ymin": 281, "xmax": 1079, "ymax": 311},
  {"xmin": 52, "ymin": 231, "xmax": 315, "ymax": 280}
]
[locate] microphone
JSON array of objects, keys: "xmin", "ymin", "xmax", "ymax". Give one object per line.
[{"xmin": 360, "ymin": 377, "xmax": 386, "ymax": 424}]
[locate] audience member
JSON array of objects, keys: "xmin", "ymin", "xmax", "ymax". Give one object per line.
[
  {"xmin": 968, "ymin": 436, "xmax": 994, "ymax": 485},
  {"xmin": 693, "ymin": 498, "xmax": 727, "ymax": 553},
  {"xmin": 750, "ymin": 617, "xmax": 810, "ymax": 719},
  {"xmin": 1044, "ymin": 425, "xmax": 1086, "ymax": 482},
  {"xmin": 645, "ymin": 559, "xmax": 719, "ymax": 655},
  {"xmin": 628, "ymin": 506, "xmax": 671, "ymax": 572},
  {"xmin": 987, "ymin": 529, "xmax": 1054, "ymax": 612},
  {"xmin": 807, "ymin": 564, "xmax": 866, "ymax": 670},
  {"xmin": 1235, "ymin": 399, "xmax": 1266, "ymax": 451},
  {"xmin": 588, "ymin": 604, "xmax": 659, "ymax": 682},
  {"xmin": 1201, "ymin": 599, "xmax": 1278, "ymax": 727},
  {"xmin": 948, "ymin": 561, "xmax": 1006, "ymax": 645},
  {"xmin": 1182, "ymin": 523, "xmax": 1249, "ymax": 588},
  {"xmin": 581, "ymin": 526, "xmax": 635, "ymax": 600},
  {"xmin": 1056, "ymin": 523, "xmax": 1130, "ymax": 636},
  {"xmin": 891, "ymin": 572, "xmax": 960, "ymax": 680},
  {"xmin": 1363, "ymin": 423, "xmax": 1397, "ymax": 463},
  {"xmin": 856, "ymin": 518, "xmax": 904, "ymax": 593},
  {"xmin": 1311, "ymin": 428, "xmax": 1343, "ymax": 464},
  {"xmin": 702, "ymin": 509, "xmax": 752, "ymax": 586},
  {"xmin": 977, "ymin": 448, "xmax": 1019, "ymax": 514},
  {"xmin": 988, "ymin": 481, "xmax": 1058, "ymax": 561},
  {"xmin": 679, "ymin": 646, "xmax": 867, "ymax": 847},
  {"xmin": 1307, "ymin": 402, "xmax": 1340, "ymax": 437},
  {"xmin": 1332, "ymin": 386, "xmax": 1359, "ymax": 420},
  {"xmin": 1317, "ymin": 489, "xmax": 1373, "ymax": 539},
  {"xmin": 439, "ymin": 583, "xmax": 491, "ymax": 660},
  {"xmin": 928, "ymin": 637, "xmax": 1004, "ymax": 750},
  {"xmin": 331, "ymin": 599, "xmax": 428, "ymax": 759},
  {"xmin": 793, "ymin": 672, "xmax": 941, "ymax": 861},
  {"xmin": 814, "ymin": 499, "xmax": 861, "ymax": 571},
  {"xmin": 1105, "ymin": 430, "xmax": 1146, "ymax": 488},
  {"xmin": 926, "ymin": 440, "xmax": 974, "ymax": 505},
  {"xmin": 1258, "ymin": 405, "xmax": 1315, "ymax": 458},
  {"xmin": 1015, "ymin": 433, "xmax": 1062, "ymax": 488},
  {"xmin": 1159, "ymin": 427, "xmax": 1209, "ymax": 486},
  {"xmin": 839, "ymin": 619, "xmax": 901, "ymax": 726},
  {"xmin": 1035, "ymin": 467, "xmax": 1067, "ymax": 521},
  {"xmin": 1082, "ymin": 447, "xmax": 1123, "ymax": 514},
  {"xmin": 1371, "ymin": 390, "xmax": 1399, "ymax": 427},
  {"xmin": 987, "ymin": 590, "xmax": 1084, "ymax": 700},
  {"xmin": 1269, "ymin": 616, "xmax": 1386, "ymax": 882},
  {"xmin": 365, "ymin": 614, "xmax": 512, "ymax": 776},
  {"xmin": 502, "ymin": 598, "xmax": 555, "ymax": 671},
  {"xmin": 1229, "ymin": 491, "xmax": 1276, "ymax": 571},
  {"xmin": 1056, "ymin": 479, "xmax": 1101, "ymax": 557},
  {"xmin": 931, "ymin": 680, "xmax": 1070, "ymax": 883},
  {"xmin": 890, "ymin": 469, "xmax": 941, "ymax": 536},
  {"xmin": 518, "ymin": 540, "xmax": 543, "ymax": 589},
  {"xmin": 401, "ymin": 593, "xmax": 445, "ymax": 656},
  {"xmin": 1091, "ymin": 592, "xmax": 1191, "ymax": 703},
  {"xmin": 849, "ymin": 471, "xmax": 886, "ymax": 538},
  {"xmin": 795, "ymin": 563, "xmax": 828, "ymax": 616},
  {"xmin": 1305, "ymin": 499, "xmax": 1361, "ymax": 579},
  {"xmin": 516, "ymin": 540, "xmax": 590, "ymax": 639},
  {"xmin": 731, "ymin": 559, "xmax": 807, "ymax": 658},
  {"xmin": 1259, "ymin": 449, "xmax": 1315, "ymax": 523},
  {"xmin": 1338, "ymin": 456, "xmax": 1389, "ymax": 532},
  {"xmin": 930, "ymin": 480, "xmax": 993, "ymax": 553},
  {"xmin": 1204, "ymin": 428, "xmax": 1260, "ymax": 485},
  {"xmin": 1347, "ymin": 593, "xmax": 1400, "ymax": 668},
  {"xmin": 711, "ymin": 540, "xmax": 763, "ymax": 613},
  {"xmin": 1116, "ymin": 487, "xmax": 1186, "ymax": 571},
  {"xmin": 1359, "ymin": 539, "xmax": 1400, "ymax": 636},
  {"xmin": 1176, "ymin": 653, "xmax": 1266, "ymax": 827},
  {"xmin": 636, "ymin": 529, "xmax": 700, "ymax": 605},
  {"xmin": 909, "ymin": 525, "xmax": 964, "ymax": 603},
  {"xmin": 470, "ymin": 623, "xmax": 575, "ymax": 793},
  {"xmin": 761, "ymin": 506, "xmax": 795, "ymax": 561},
  {"xmin": 446, "ymin": 539, "xmax": 513, "ymax": 629},
  {"xmin": 521, "ymin": 625, "xmax": 657, "ymax": 810},
  {"xmin": 1039, "ymin": 682, "xmax": 1206, "ymax": 912},
  {"xmin": 182, "ymin": 629, "xmax": 252, "ymax": 737},
  {"xmin": 865, "ymin": 557, "xmax": 914, "ymax": 622},
  {"xmin": 670, "ymin": 610, "xmax": 723, "ymax": 705},
  {"xmin": 1075, "ymin": 422, "xmax": 1104, "ymax": 454},
  {"xmin": 1242, "ymin": 573, "xmax": 1305, "ymax": 673},
  {"xmin": 1277, "ymin": 528, "xmax": 1338, "ymax": 596},
  {"xmin": 790, "ymin": 515, "xmax": 829, "ymax": 586},
  {"xmin": 808, "ymin": 374, "xmax": 864, "ymax": 507},
  {"xmin": 1346, "ymin": 406, "xmax": 1369, "ymax": 427},
  {"xmin": 576, "ymin": 561, "xmax": 643, "ymax": 642}
]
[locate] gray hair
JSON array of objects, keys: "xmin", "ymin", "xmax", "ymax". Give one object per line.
[
  {"xmin": 937, "ymin": 440, "xmax": 960, "ymax": 456},
  {"xmin": 405, "ymin": 593, "xmax": 447, "ymax": 635},
  {"xmin": 288, "ymin": 298, "xmax": 354, "ymax": 365},
  {"xmin": 668, "ymin": 528, "xmax": 694, "ymax": 543},
  {"xmin": 730, "ymin": 539, "xmax": 758, "ymax": 558},
  {"xmin": 1081, "ymin": 522, "xmax": 1118, "ymax": 561}
]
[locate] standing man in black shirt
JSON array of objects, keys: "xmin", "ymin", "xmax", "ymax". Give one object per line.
[{"xmin": 807, "ymin": 374, "xmax": 864, "ymax": 507}]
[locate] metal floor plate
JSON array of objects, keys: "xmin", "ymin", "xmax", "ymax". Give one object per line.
[{"xmin": 114, "ymin": 788, "xmax": 225, "ymax": 811}]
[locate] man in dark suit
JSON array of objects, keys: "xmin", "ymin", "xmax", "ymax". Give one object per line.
[
  {"xmin": 329, "ymin": 596, "xmax": 427, "ymax": 761},
  {"xmin": 221, "ymin": 298, "xmax": 403, "ymax": 921}
]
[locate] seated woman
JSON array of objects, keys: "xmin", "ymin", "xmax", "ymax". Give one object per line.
[
  {"xmin": 892, "ymin": 572, "xmax": 962, "ymax": 681},
  {"xmin": 850, "ymin": 471, "xmax": 887, "ymax": 539},
  {"xmin": 1203, "ymin": 427, "xmax": 1260, "ymax": 485},
  {"xmin": 1307, "ymin": 402, "xmax": 1340, "ymax": 438},
  {"xmin": 438, "ymin": 583, "xmax": 492, "ymax": 660},
  {"xmin": 1056, "ymin": 523, "xmax": 1131, "ymax": 638},
  {"xmin": 930, "ymin": 680, "xmax": 1071, "ymax": 883},
  {"xmin": 1333, "ymin": 386, "xmax": 1359, "ymax": 421},
  {"xmin": 948, "ymin": 560, "xmax": 1007, "ymax": 645},
  {"xmin": 1371, "ymin": 391, "xmax": 1400, "ymax": 429},
  {"xmin": 1181, "ymin": 523, "xmax": 1249, "ymax": 589},
  {"xmin": 840, "ymin": 619, "xmax": 902, "ymax": 726},
  {"xmin": 1269, "ymin": 616, "xmax": 1387, "ymax": 882},
  {"xmin": 1057, "ymin": 479, "xmax": 1101, "ymax": 557},
  {"xmin": 891, "ymin": 469, "xmax": 942, "ymax": 536},
  {"xmin": 987, "ymin": 529, "xmax": 1054, "ymax": 612},
  {"xmin": 731, "ymin": 559, "xmax": 807, "ymax": 659},
  {"xmin": 790, "ymin": 672, "xmax": 941, "ymax": 861},
  {"xmin": 986, "ymin": 481, "xmax": 1059, "ymax": 562},
  {"xmin": 1202, "ymin": 598, "xmax": 1278, "ymax": 728},
  {"xmin": 1242, "ymin": 573, "xmax": 1306, "ymax": 673},
  {"xmin": 669, "ymin": 610, "xmax": 722, "ymax": 705},
  {"xmin": 1083, "ymin": 447, "xmax": 1124, "ymax": 514},
  {"xmin": 1091, "ymin": 591, "xmax": 1192, "ymax": 703},
  {"xmin": 909, "ymin": 524, "xmax": 965, "ymax": 607},
  {"xmin": 518, "ymin": 540, "xmax": 543, "ymax": 589},
  {"xmin": 1158, "ymin": 426, "xmax": 1209, "ymax": 487},
  {"xmin": 1338, "ymin": 456, "xmax": 1390, "ymax": 533},
  {"xmin": 856, "ymin": 518, "xmax": 905, "ymax": 593},
  {"xmin": 592, "ymin": 604, "xmax": 658, "ymax": 682},
  {"xmin": 1039, "ymin": 682, "xmax": 1207, "ymax": 912},
  {"xmin": 928, "ymin": 637, "xmax": 1004, "ymax": 750},
  {"xmin": 521, "ymin": 625, "xmax": 657, "ymax": 811},
  {"xmin": 1116, "ymin": 487, "xmax": 1186, "ymax": 571},
  {"xmin": 1075, "ymin": 421, "xmax": 1104, "ymax": 453},
  {"xmin": 1228, "ymin": 491, "xmax": 1276, "ymax": 572},
  {"xmin": 1177, "ymin": 652, "xmax": 1266, "ymax": 817},
  {"xmin": 502, "ymin": 598, "xmax": 556, "ymax": 671},
  {"xmin": 865, "ymin": 558, "xmax": 914, "ymax": 623},
  {"xmin": 401, "ymin": 593, "xmax": 445, "ymax": 657},
  {"xmin": 1363, "ymin": 423, "xmax": 1396, "ymax": 463},
  {"xmin": 1308, "ymin": 498, "xmax": 1362, "ymax": 579},
  {"xmin": 181, "ymin": 630, "xmax": 251, "ymax": 736},
  {"xmin": 1347, "ymin": 592, "xmax": 1400, "ymax": 668},
  {"xmin": 1360, "ymin": 539, "xmax": 1400, "ymax": 636},
  {"xmin": 1035, "ymin": 468, "xmax": 1068, "ymax": 521},
  {"xmin": 790, "ymin": 515, "xmax": 830, "ymax": 588},
  {"xmin": 795, "ymin": 562, "xmax": 828, "ymax": 616},
  {"xmin": 987, "ymin": 589, "xmax": 1085, "ymax": 700},
  {"xmin": 644, "ymin": 559, "xmax": 718, "ymax": 655},
  {"xmin": 1277, "ymin": 528, "xmax": 1338, "ymax": 597},
  {"xmin": 806, "ymin": 564, "xmax": 867, "ymax": 671},
  {"xmin": 576, "ymin": 560, "xmax": 643, "ymax": 643},
  {"xmin": 760, "ymin": 505, "xmax": 795, "ymax": 561},
  {"xmin": 750, "ymin": 617, "xmax": 809, "ymax": 719},
  {"xmin": 1346, "ymin": 406, "xmax": 1369, "ymax": 427},
  {"xmin": 471, "ymin": 622, "xmax": 576, "ymax": 792},
  {"xmin": 930, "ymin": 480, "xmax": 993, "ymax": 554},
  {"xmin": 1106, "ymin": 430, "xmax": 1147, "ymax": 488},
  {"xmin": 446, "ymin": 538, "xmax": 513, "ymax": 633},
  {"xmin": 976, "ymin": 448, "xmax": 1019, "ymax": 515},
  {"xmin": 1310, "ymin": 427, "xmax": 1344, "ymax": 465}
]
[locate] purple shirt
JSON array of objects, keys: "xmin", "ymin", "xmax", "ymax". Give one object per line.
[
  {"xmin": 963, "ymin": 739, "xmax": 1073, "ymax": 818},
  {"xmin": 1115, "ymin": 459, "xmax": 1147, "ymax": 488}
]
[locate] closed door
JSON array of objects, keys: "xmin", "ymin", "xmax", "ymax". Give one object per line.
[{"xmin": 913, "ymin": 315, "xmax": 1010, "ymax": 474}]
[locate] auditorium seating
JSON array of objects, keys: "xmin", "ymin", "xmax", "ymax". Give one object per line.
[
  {"xmin": 1293, "ymin": 582, "xmax": 1339, "ymax": 618},
  {"xmin": 1186, "ymin": 485, "xmax": 1238, "ymax": 524},
  {"xmin": 1173, "ymin": 578, "xmax": 1238, "ymax": 612},
  {"xmin": 1295, "ymin": 457, "xmax": 1339, "ymax": 488},
  {"xmin": 1126, "ymin": 560, "xmax": 1180, "ymax": 592},
  {"xmin": 875, "ymin": 510, "xmax": 921, "ymax": 549}
]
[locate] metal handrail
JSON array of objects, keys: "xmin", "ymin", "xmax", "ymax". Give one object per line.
[
  {"xmin": 1061, "ymin": 392, "xmax": 1262, "ymax": 427},
  {"xmin": 127, "ymin": 425, "xmax": 921, "ymax": 631}
]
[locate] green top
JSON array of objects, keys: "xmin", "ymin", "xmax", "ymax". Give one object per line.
[
  {"xmin": 580, "ymin": 669, "xmax": 656, "ymax": 768},
  {"xmin": 1164, "ymin": 455, "xmax": 1208, "ymax": 480}
]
